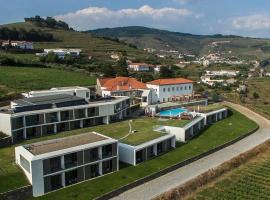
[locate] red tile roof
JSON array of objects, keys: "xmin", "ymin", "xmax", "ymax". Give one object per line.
[
  {"xmin": 99, "ymin": 77, "xmax": 147, "ymax": 91},
  {"xmin": 147, "ymin": 78, "xmax": 193, "ymax": 86}
]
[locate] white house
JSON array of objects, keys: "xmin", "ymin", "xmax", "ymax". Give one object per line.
[
  {"xmin": 128, "ymin": 63, "xmax": 151, "ymax": 72},
  {"xmin": 146, "ymin": 78, "xmax": 194, "ymax": 103},
  {"xmin": 2, "ymin": 40, "xmax": 33, "ymax": 49},
  {"xmin": 15, "ymin": 132, "xmax": 118, "ymax": 197},
  {"xmin": 37, "ymin": 49, "xmax": 82, "ymax": 59},
  {"xmin": 22, "ymin": 87, "xmax": 91, "ymax": 101}
]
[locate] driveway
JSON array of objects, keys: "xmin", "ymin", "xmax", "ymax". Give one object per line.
[{"xmin": 111, "ymin": 102, "xmax": 270, "ymax": 200}]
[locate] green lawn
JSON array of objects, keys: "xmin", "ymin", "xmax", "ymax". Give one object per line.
[
  {"xmin": 0, "ymin": 66, "xmax": 96, "ymax": 99},
  {"xmin": 30, "ymin": 109, "xmax": 256, "ymax": 200},
  {"xmin": 189, "ymin": 146, "xmax": 270, "ymax": 200}
]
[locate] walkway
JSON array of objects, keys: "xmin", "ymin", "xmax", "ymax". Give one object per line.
[{"xmin": 111, "ymin": 102, "xmax": 270, "ymax": 200}]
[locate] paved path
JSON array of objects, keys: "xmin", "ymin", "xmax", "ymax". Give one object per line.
[{"xmin": 111, "ymin": 102, "xmax": 270, "ymax": 200}]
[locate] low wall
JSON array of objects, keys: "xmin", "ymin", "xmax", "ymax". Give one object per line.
[
  {"xmin": 0, "ymin": 136, "xmax": 12, "ymax": 147},
  {"xmin": 94, "ymin": 125, "xmax": 259, "ymax": 200},
  {"xmin": 0, "ymin": 186, "xmax": 32, "ymax": 200}
]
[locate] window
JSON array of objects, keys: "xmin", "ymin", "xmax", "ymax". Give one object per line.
[
  {"xmin": 88, "ymin": 107, "xmax": 99, "ymax": 117},
  {"xmin": 102, "ymin": 144, "xmax": 112, "ymax": 158},
  {"xmin": 189, "ymin": 85, "xmax": 192, "ymax": 90},
  {"xmin": 64, "ymin": 153, "xmax": 78, "ymax": 168},
  {"xmin": 20, "ymin": 155, "xmax": 30, "ymax": 173},
  {"xmin": 86, "ymin": 92, "xmax": 90, "ymax": 98},
  {"xmin": 172, "ymin": 87, "xmax": 175, "ymax": 91},
  {"xmin": 65, "ymin": 169, "xmax": 78, "ymax": 186},
  {"xmin": 45, "ymin": 112, "xmax": 58, "ymax": 123},
  {"xmin": 177, "ymin": 87, "xmax": 179, "ymax": 91},
  {"xmin": 74, "ymin": 109, "xmax": 86, "ymax": 119},
  {"xmin": 12, "ymin": 117, "xmax": 24, "ymax": 130},
  {"xmin": 50, "ymin": 174, "xmax": 62, "ymax": 191},
  {"xmin": 102, "ymin": 160, "xmax": 113, "ymax": 174},
  {"xmin": 25, "ymin": 114, "xmax": 41, "ymax": 126},
  {"xmin": 168, "ymin": 88, "xmax": 170, "ymax": 92},
  {"xmin": 50, "ymin": 157, "xmax": 62, "ymax": 172},
  {"xmin": 60, "ymin": 111, "xmax": 71, "ymax": 121},
  {"xmin": 163, "ymin": 88, "xmax": 165, "ymax": 92},
  {"xmin": 185, "ymin": 86, "xmax": 187, "ymax": 90},
  {"xmin": 181, "ymin": 86, "xmax": 183, "ymax": 91}
]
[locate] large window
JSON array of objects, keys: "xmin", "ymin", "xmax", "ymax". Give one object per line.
[
  {"xmin": 102, "ymin": 160, "xmax": 112, "ymax": 174},
  {"xmin": 64, "ymin": 153, "xmax": 78, "ymax": 168},
  {"xmin": 85, "ymin": 163, "xmax": 100, "ymax": 180},
  {"xmin": 60, "ymin": 111, "xmax": 71, "ymax": 121},
  {"xmin": 74, "ymin": 109, "xmax": 86, "ymax": 119},
  {"xmin": 25, "ymin": 114, "xmax": 42, "ymax": 126},
  {"xmin": 85, "ymin": 147, "xmax": 100, "ymax": 163},
  {"xmin": 87, "ymin": 107, "xmax": 99, "ymax": 117},
  {"xmin": 50, "ymin": 174, "xmax": 62, "ymax": 191},
  {"xmin": 49, "ymin": 157, "xmax": 62, "ymax": 173},
  {"xmin": 102, "ymin": 144, "xmax": 112, "ymax": 158},
  {"xmin": 65, "ymin": 169, "xmax": 78, "ymax": 186},
  {"xmin": 11, "ymin": 117, "xmax": 24, "ymax": 130},
  {"xmin": 45, "ymin": 112, "xmax": 58, "ymax": 123}
]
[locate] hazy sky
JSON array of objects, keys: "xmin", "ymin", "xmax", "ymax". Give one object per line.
[{"xmin": 1, "ymin": 0, "xmax": 270, "ymax": 38}]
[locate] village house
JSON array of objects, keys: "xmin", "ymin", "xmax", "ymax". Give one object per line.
[
  {"xmin": 1, "ymin": 40, "xmax": 33, "ymax": 49},
  {"xmin": 128, "ymin": 63, "xmax": 152, "ymax": 72}
]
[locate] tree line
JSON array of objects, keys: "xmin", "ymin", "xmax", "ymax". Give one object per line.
[
  {"xmin": 24, "ymin": 16, "xmax": 71, "ymax": 30},
  {"xmin": 0, "ymin": 27, "xmax": 54, "ymax": 41}
]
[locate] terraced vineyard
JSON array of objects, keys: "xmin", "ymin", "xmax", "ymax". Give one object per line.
[{"xmin": 189, "ymin": 149, "xmax": 270, "ymax": 200}]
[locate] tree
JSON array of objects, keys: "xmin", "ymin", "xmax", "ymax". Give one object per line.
[
  {"xmin": 159, "ymin": 67, "xmax": 174, "ymax": 78},
  {"xmin": 114, "ymin": 57, "xmax": 129, "ymax": 76},
  {"xmin": 253, "ymin": 92, "xmax": 260, "ymax": 99}
]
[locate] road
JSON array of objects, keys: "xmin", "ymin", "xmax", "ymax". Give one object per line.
[{"xmin": 111, "ymin": 102, "xmax": 270, "ymax": 200}]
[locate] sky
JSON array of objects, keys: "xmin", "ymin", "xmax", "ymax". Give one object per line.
[{"xmin": 1, "ymin": 0, "xmax": 270, "ymax": 38}]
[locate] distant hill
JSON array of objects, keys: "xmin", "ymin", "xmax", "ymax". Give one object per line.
[
  {"xmin": 0, "ymin": 22, "xmax": 147, "ymax": 61},
  {"xmin": 89, "ymin": 26, "xmax": 270, "ymax": 60}
]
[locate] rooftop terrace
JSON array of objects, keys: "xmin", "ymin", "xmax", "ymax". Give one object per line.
[
  {"xmin": 25, "ymin": 132, "xmax": 108, "ymax": 155},
  {"xmin": 86, "ymin": 117, "xmax": 190, "ymax": 146},
  {"xmin": 187, "ymin": 103, "xmax": 226, "ymax": 113}
]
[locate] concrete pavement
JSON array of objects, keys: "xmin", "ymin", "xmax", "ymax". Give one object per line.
[{"xmin": 111, "ymin": 103, "xmax": 270, "ymax": 200}]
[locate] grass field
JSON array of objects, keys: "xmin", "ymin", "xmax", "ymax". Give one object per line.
[
  {"xmin": 188, "ymin": 143, "xmax": 270, "ymax": 200},
  {"xmin": 0, "ymin": 108, "xmax": 257, "ymax": 198},
  {"xmin": 0, "ymin": 66, "xmax": 96, "ymax": 100},
  {"xmin": 187, "ymin": 103, "xmax": 225, "ymax": 113}
]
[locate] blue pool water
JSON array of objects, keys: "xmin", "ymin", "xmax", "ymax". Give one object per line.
[{"xmin": 158, "ymin": 108, "xmax": 187, "ymax": 117}]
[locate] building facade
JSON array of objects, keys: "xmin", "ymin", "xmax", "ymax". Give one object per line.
[
  {"xmin": 118, "ymin": 134, "xmax": 176, "ymax": 165},
  {"xmin": 0, "ymin": 95, "xmax": 130, "ymax": 143},
  {"xmin": 15, "ymin": 132, "xmax": 118, "ymax": 197},
  {"xmin": 128, "ymin": 63, "xmax": 150, "ymax": 72},
  {"xmin": 146, "ymin": 78, "xmax": 193, "ymax": 103}
]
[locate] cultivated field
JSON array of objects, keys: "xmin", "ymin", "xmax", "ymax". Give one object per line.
[{"xmin": 188, "ymin": 142, "xmax": 270, "ymax": 200}]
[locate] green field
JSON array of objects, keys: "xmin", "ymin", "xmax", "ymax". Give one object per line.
[
  {"xmin": 189, "ymin": 145, "xmax": 270, "ymax": 200},
  {"xmin": 187, "ymin": 103, "xmax": 225, "ymax": 113},
  {"xmin": 0, "ymin": 66, "xmax": 96, "ymax": 100},
  {"xmin": 0, "ymin": 108, "xmax": 257, "ymax": 198}
]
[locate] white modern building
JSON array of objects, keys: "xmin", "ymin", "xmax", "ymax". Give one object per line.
[
  {"xmin": 118, "ymin": 134, "xmax": 175, "ymax": 166},
  {"xmin": 15, "ymin": 132, "xmax": 118, "ymax": 197},
  {"xmin": 22, "ymin": 87, "xmax": 91, "ymax": 101},
  {"xmin": 146, "ymin": 78, "xmax": 194, "ymax": 103},
  {"xmin": 128, "ymin": 63, "xmax": 151, "ymax": 72},
  {"xmin": 36, "ymin": 49, "xmax": 82, "ymax": 59},
  {"xmin": 0, "ymin": 94, "xmax": 130, "ymax": 143},
  {"xmin": 2, "ymin": 40, "xmax": 33, "ymax": 49}
]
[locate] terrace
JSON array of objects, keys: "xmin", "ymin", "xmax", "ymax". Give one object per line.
[
  {"xmin": 187, "ymin": 103, "xmax": 226, "ymax": 113},
  {"xmin": 85, "ymin": 118, "xmax": 190, "ymax": 146}
]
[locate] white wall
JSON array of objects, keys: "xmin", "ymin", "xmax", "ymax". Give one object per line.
[
  {"xmin": 163, "ymin": 126, "xmax": 186, "ymax": 142},
  {"xmin": 118, "ymin": 143, "xmax": 135, "ymax": 165},
  {"xmin": 0, "ymin": 113, "xmax": 12, "ymax": 136},
  {"xmin": 147, "ymin": 83, "xmax": 193, "ymax": 102},
  {"xmin": 31, "ymin": 159, "xmax": 45, "ymax": 197}
]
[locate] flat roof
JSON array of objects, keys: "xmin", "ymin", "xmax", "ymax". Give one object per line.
[
  {"xmin": 25, "ymin": 132, "xmax": 109, "ymax": 155},
  {"xmin": 13, "ymin": 94, "xmax": 85, "ymax": 107}
]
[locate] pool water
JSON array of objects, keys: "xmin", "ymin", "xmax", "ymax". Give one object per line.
[{"xmin": 158, "ymin": 108, "xmax": 187, "ymax": 117}]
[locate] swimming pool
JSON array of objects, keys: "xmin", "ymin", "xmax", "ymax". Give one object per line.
[{"xmin": 158, "ymin": 108, "xmax": 187, "ymax": 117}]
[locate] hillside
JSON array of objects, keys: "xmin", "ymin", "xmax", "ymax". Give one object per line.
[
  {"xmin": 89, "ymin": 26, "xmax": 270, "ymax": 60},
  {"xmin": 0, "ymin": 22, "xmax": 147, "ymax": 61}
]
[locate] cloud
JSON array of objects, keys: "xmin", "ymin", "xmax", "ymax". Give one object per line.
[
  {"xmin": 55, "ymin": 5, "xmax": 202, "ymax": 30},
  {"xmin": 233, "ymin": 14, "xmax": 270, "ymax": 30}
]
